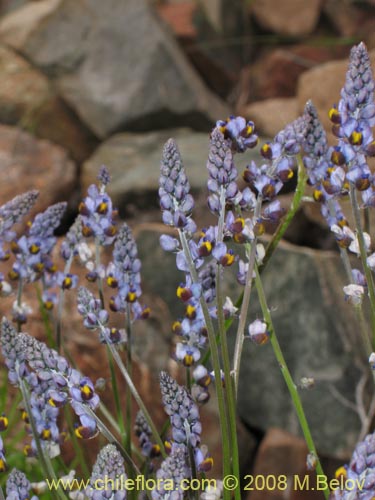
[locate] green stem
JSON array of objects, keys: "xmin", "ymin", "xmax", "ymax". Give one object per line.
[
  {"xmin": 254, "ymin": 264, "xmax": 329, "ymax": 500},
  {"xmin": 216, "ymin": 264, "xmax": 241, "ymax": 500},
  {"xmin": 262, "ymin": 154, "xmax": 308, "ymax": 270},
  {"xmin": 178, "ymin": 230, "xmax": 232, "ymax": 496},
  {"xmin": 16, "ymin": 278, "xmax": 24, "ymax": 332},
  {"xmin": 95, "ymin": 238, "xmax": 105, "ymax": 309},
  {"xmin": 349, "ymin": 185, "xmax": 375, "ymax": 349},
  {"xmin": 104, "ymin": 333, "xmax": 166, "ymax": 459},
  {"xmin": 64, "ymin": 407, "xmax": 90, "ymax": 477},
  {"xmin": 106, "ymin": 345, "xmax": 127, "ymax": 446},
  {"xmin": 125, "ymin": 304, "xmax": 133, "ymax": 463},
  {"xmin": 232, "ymin": 196, "xmax": 262, "ymax": 395}
]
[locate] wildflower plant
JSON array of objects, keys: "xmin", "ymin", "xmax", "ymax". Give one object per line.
[{"xmin": 0, "ymin": 42, "xmax": 374, "ymax": 500}]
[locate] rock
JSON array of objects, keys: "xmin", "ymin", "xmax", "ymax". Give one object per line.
[
  {"xmin": 324, "ymin": 0, "xmax": 375, "ymax": 39},
  {"xmin": 136, "ymin": 226, "xmax": 368, "ymax": 459},
  {"xmin": 0, "ymin": 0, "xmax": 230, "ymax": 138},
  {"xmin": 81, "ymin": 128, "xmax": 260, "ymax": 214},
  {"xmin": 236, "ymin": 45, "xmax": 349, "ymax": 107},
  {"xmin": 0, "ymin": 124, "xmax": 76, "ymax": 214},
  {"xmin": 297, "ymin": 49, "xmax": 375, "ymax": 142},
  {"xmin": 156, "ymin": 1, "xmax": 197, "ymax": 39},
  {"xmin": 246, "ymin": 428, "xmax": 309, "ymax": 500},
  {"xmin": 237, "ymin": 241, "xmax": 365, "ymax": 460},
  {"xmin": 0, "ymin": 44, "xmax": 96, "ymax": 163},
  {"xmin": 243, "ymin": 98, "xmax": 299, "ymax": 138},
  {"xmin": 250, "ymin": 0, "xmax": 323, "ymax": 37}
]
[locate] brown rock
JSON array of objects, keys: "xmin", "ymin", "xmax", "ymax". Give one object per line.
[
  {"xmin": 0, "ymin": 44, "xmax": 96, "ymax": 163},
  {"xmin": 250, "ymin": 0, "xmax": 323, "ymax": 36},
  {"xmin": 0, "ymin": 124, "xmax": 76, "ymax": 213},
  {"xmin": 247, "ymin": 428, "xmax": 318, "ymax": 500},
  {"xmin": 243, "ymin": 98, "xmax": 299, "ymax": 138},
  {"xmin": 324, "ymin": 0, "xmax": 375, "ymax": 39},
  {"xmin": 156, "ymin": 1, "xmax": 197, "ymax": 39},
  {"xmin": 297, "ymin": 49, "xmax": 375, "ymax": 143},
  {"xmin": 236, "ymin": 45, "xmax": 349, "ymax": 107}
]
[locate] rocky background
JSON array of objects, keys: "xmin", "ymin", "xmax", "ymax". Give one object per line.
[{"xmin": 0, "ymin": 0, "xmax": 375, "ymax": 498}]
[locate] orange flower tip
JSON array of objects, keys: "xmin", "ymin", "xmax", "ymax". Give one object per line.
[
  {"xmin": 328, "ymin": 107, "xmax": 341, "ymax": 124},
  {"xmin": 335, "ymin": 466, "xmax": 347, "ymax": 480},
  {"xmin": 0, "ymin": 415, "xmax": 8, "ymax": 431},
  {"xmin": 313, "ymin": 189, "xmax": 324, "ymax": 202},
  {"xmin": 107, "ymin": 276, "xmax": 118, "ymax": 288},
  {"xmin": 96, "ymin": 202, "xmax": 108, "ymax": 214},
  {"xmin": 126, "ymin": 291, "xmax": 137, "ymax": 303},
  {"xmin": 199, "ymin": 456, "xmax": 214, "ymax": 472},
  {"xmin": 183, "ymin": 354, "xmax": 194, "ymax": 367},
  {"xmin": 41, "ymin": 428, "xmax": 51, "ymax": 440}
]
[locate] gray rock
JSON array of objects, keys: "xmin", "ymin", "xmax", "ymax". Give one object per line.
[
  {"xmin": 81, "ymin": 128, "xmax": 260, "ymax": 213},
  {"xmin": 136, "ymin": 226, "xmax": 368, "ymax": 459},
  {"xmin": 236, "ymin": 242, "xmax": 364, "ymax": 460},
  {"xmin": 0, "ymin": 0, "xmax": 230, "ymax": 138}
]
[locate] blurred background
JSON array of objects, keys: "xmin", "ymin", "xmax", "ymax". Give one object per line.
[{"xmin": 0, "ymin": 0, "xmax": 374, "ymax": 497}]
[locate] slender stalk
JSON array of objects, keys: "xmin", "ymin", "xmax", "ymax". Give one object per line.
[
  {"xmin": 178, "ymin": 229, "xmax": 232, "ymax": 495},
  {"xmin": 98, "ymin": 402, "xmax": 144, "ymax": 462},
  {"xmin": 125, "ymin": 304, "xmax": 133, "ymax": 462},
  {"xmin": 105, "ymin": 337, "xmax": 166, "ymax": 459},
  {"xmin": 186, "ymin": 425, "xmax": 199, "ymax": 500},
  {"xmin": 262, "ymin": 154, "xmax": 308, "ymax": 270},
  {"xmin": 337, "ymin": 243, "xmax": 374, "ymax": 360},
  {"xmin": 215, "ymin": 189, "xmax": 241, "ymax": 500},
  {"xmin": 63, "ymin": 407, "xmax": 90, "ymax": 477},
  {"xmin": 106, "ymin": 345, "xmax": 126, "ymax": 445},
  {"xmin": 94, "ymin": 239, "xmax": 128, "ymax": 453},
  {"xmin": 349, "ymin": 185, "xmax": 375, "ymax": 349},
  {"xmin": 95, "ymin": 238, "xmax": 105, "ymax": 308},
  {"xmin": 254, "ymin": 264, "xmax": 329, "ymax": 500},
  {"xmin": 16, "ymin": 278, "xmax": 24, "ymax": 332},
  {"xmin": 216, "ymin": 268, "xmax": 241, "ymax": 500},
  {"xmin": 232, "ymin": 196, "xmax": 262, "ymax": 395}
]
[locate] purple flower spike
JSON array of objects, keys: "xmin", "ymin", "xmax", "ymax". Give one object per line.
[
  {"xmin": 159, "ymin": 139, "xmax": 196, "ymax": 233},
  {"xmin": 160, "ymin": 372, "xmax": 202, "ymax": 448},
  {"xmin": 330, "ymin": 431, "xmax": 375, "ymax": 499},
  {"xmin": 6, "ymin": 469, "xmax": 38, "ymax": 500},
  {"xmin": 207, "ymin": 128, "xmax": 239, "ymax": 212},
  {"xmin": 86, "ymin": 444, "xmax": 127, "ymax": 500},
  {"xmin": 152, "ymin": 444, "xmax": 190, "ymax": 500}
]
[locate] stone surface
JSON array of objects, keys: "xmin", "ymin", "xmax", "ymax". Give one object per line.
[
  {"xmin": 243, "ymin": 98, "xmax": 299, "ymax": 138},
  {"xmin": 136, "ymin": 226, "xmax": 368, "ymax": 459},
  {"xmin": 250, "ymin": 0, "xmax": 323, "ymax": 36},
  {"xmin": 157, "ymin": 1, "xmax": 197, "ymax": 39},
  {"xmin": 81, "ymin": 128, "xmax": 260, "ymax": 214},
  {"xmin": 0, "ymin": 124, "xmax": 76, "ymax": 214},
  {"xmin": 297, "ymin": 49, "xmax": 375, "ymax": 142},
  {"xmin": 236, "ymin": 45, "xmax": 349, "ymax": 107},
  {"xmin": 0, "ymin": 44, "xmax": 96, "ymax": 162},
  {"xmin": 324, "ymin": 0, "xmax": 375, "ymax": 39},
  {"xmin": 237, "ymin": 241, "xmax": 364, "ymax": 460},
  {"xmin": 246, "ymin": 428, "xmax": 308, "ymax": 500},
  {"xmin": 0, "ymin": 0, "xmax": 230, "ymax": 138}
]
